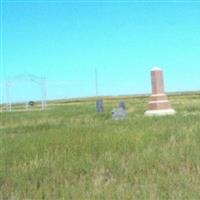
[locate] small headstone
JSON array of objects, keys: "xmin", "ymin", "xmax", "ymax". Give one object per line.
[
  {"xmin": 112, "ymin": 101, "xmax": 126, "ymax": 120},
  {"xmin": 96, "ymin": 98, "xmax": 103, "ymax": 113},
  {"xmin": 118, "ymin": 101, "xmax": 126, "ymax": 110}
]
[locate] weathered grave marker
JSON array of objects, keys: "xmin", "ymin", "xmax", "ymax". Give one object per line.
[
  {"xmin": 118, "ymin": 101, "xmax": 126, "ymax": 110},
  {"xmin": 112, "ymin": 101, "xmax": 126, "ymax": 120},
  {"xmin": 96, "ymin": 98, "xmax": 104, "ymax": 113},
  {"xmin": 145, "ymin": 67, "xmax": 176, "ymax": 116}
]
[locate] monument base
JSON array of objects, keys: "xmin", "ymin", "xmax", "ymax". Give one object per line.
[{"xmin": 145, "ymin": 109, "xmax": 176, "ymax": 116}]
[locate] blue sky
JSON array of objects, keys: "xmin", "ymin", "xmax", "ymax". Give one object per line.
[{"xmin": 1, "ymin": 1, "xmax": 200, "ymax": 102}]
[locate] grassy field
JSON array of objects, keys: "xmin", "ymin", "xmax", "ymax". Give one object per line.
[{"xmin": 1, "ymin": 93, "xmax": 200, "ymax": 199}]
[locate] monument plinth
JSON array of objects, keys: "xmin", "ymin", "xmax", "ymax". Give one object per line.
[{"xmin": 145, "ymin": 67, "xmax": 176, "ymax": 116}]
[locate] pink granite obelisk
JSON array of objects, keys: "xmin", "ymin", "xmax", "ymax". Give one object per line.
[{"xmin": 145, "ymin": 67, "xmax": 175, "ymax": 116}]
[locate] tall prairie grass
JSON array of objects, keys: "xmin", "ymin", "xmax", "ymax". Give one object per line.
[{"xmin": 1, "ymin": 94, "xmax": 200, "ymax": 199}]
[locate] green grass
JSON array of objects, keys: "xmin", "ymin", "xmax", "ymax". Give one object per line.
[{"xmin": 1, "ymin": 94, "xmax": 200, "ymax": 199}]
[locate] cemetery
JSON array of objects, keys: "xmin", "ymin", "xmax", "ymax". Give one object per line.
[
  {"xmin": 1, "ymin": 68, "xmax": 200, "ymax": 199},
  {"xmin": 1, "ymin": 0, "xmax": 199, "ymax": 198}
]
